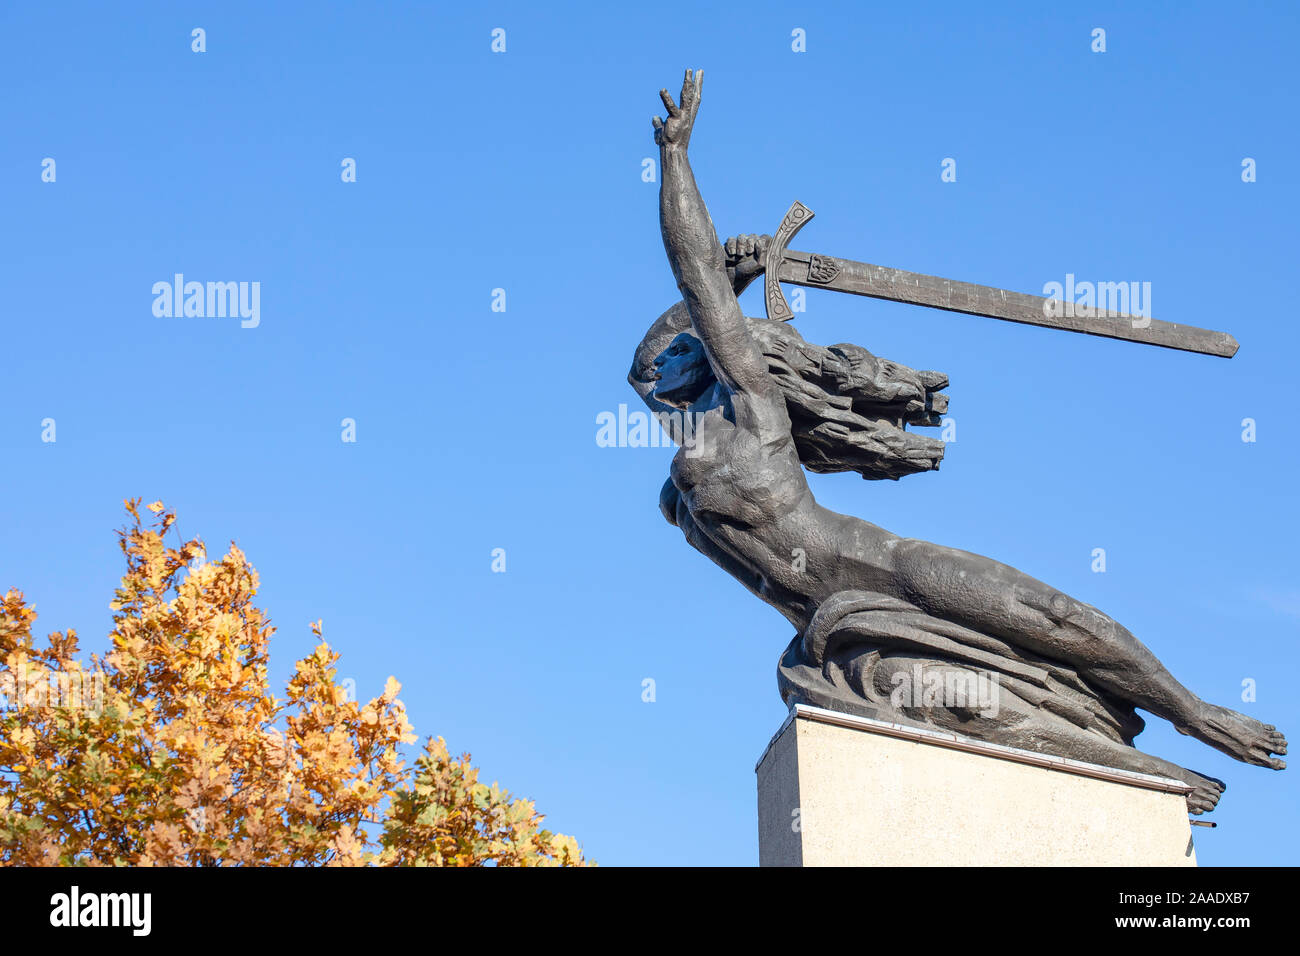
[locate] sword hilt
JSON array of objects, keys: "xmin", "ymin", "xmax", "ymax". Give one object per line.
[{"xmin": 764, "ymin": 200, "xmax": 815, "ymax": 322}]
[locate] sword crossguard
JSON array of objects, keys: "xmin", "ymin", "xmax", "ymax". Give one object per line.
[{"xmin": 764, "ymin": 200, "xmax": 815, "ymax": 322}]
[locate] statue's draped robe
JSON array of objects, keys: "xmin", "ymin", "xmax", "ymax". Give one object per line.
[{"xmin": 778, "ymin": 589, "xmax": 1146, "ymax": 749}]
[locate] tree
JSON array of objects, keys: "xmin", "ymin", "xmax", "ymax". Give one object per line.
[{"xmin": 0, "ymin": 500, "xmax": 588, "ymax": 866}]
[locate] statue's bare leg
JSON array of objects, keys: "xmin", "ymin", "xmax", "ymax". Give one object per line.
[{"xmin": 890, "ymin": 538, "xmax": 1288, "ymax": 768}]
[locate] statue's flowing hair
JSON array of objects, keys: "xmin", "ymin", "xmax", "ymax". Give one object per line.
[{"xmin": 744, "ymin": 317, "xmax": 949, "ymax": 481}]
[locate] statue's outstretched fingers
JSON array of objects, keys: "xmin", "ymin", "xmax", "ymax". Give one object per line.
[
  {"xmin": 679, "ymin": 69, "xmax": 701, "ymax": 112},
  {"xmin": 660, "ymin": 89, "xmax": 679, "ymax": 116}
]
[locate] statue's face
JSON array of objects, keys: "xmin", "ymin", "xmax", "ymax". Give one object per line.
[{"xmin": 651, "ymin": 333, "xmax": 713, "ymax": 408}]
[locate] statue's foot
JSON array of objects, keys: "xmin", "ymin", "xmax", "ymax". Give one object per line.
[
  {"xmin": 1180, "ymin": 702, "xmax": 1287, "ymax": 769},
  {"xmin": 1180, "ymin": 768, "xmax": 1226, "ymax": 815}
]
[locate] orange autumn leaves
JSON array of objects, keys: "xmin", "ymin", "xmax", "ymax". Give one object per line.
[{"xmin": 0, "ymin": 499, "xmax": 587, "ymax": 867}]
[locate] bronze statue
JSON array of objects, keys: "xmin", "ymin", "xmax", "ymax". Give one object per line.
[{"xmin": 630, "ymin": 69, "xmax": 1285, "ymax": 814}]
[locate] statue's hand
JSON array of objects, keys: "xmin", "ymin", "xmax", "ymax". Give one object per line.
[
  {"xmin": 652, "ymin": 69, "xmax": 702, "ymax": 151},
  {"xmin": 725, "ymin": 233, "xmax": 771, "ymax": 294}
]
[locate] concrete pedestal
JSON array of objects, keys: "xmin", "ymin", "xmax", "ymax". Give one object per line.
[{"xmin": 757, "ymin": 704, "xmax": 1198, "ymax": 867}]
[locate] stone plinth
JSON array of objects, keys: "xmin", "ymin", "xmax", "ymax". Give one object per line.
[{"xmin": 756, "ymin": 704, "xmax": 1198, "ymax": 867}]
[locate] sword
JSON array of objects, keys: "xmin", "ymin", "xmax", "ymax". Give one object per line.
[{"xmin": 762, "ymin": 201, "xmax": 1239, "ymax": 359}]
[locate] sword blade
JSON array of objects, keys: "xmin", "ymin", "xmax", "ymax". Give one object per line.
[{"xmin": 775, "ymin": 249, "xmax": 1239, "ymax": 358}]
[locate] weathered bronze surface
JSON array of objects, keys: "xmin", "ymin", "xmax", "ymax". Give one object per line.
[{"xmin": 630, "ymin": 70, "xmax": 1285, "ymax": 813}]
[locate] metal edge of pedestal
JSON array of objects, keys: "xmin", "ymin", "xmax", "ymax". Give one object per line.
[{"xmin": 755, "ymin": 703, "xmax": 1193, "ymax": 796}]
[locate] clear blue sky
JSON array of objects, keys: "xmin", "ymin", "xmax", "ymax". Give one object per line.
[{"xmin": 2, "ymin": 1, "xmax": 1296, "ymax": 865}]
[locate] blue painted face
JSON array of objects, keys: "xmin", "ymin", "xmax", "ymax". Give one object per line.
[{"xmin": 651, "ymin": 332, "xmax": 713, "ymax": 408}]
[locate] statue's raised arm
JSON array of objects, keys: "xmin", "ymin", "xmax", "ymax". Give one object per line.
[
  {"xmin": 652, "ymin": 71, "xmax": 787, "ymax": 432},
  {"xmin": 633, "ymin": 70, "xmax": 948, "ymax": 479}
]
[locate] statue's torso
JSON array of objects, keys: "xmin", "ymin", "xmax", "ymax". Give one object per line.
[{"xmin": 667, "ymin": 402, "xmax": 899, "ymax": 630}]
